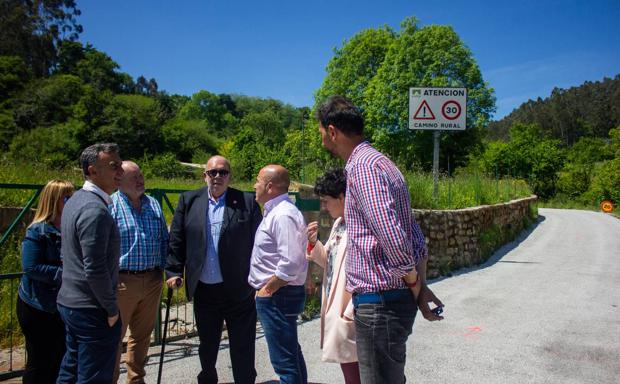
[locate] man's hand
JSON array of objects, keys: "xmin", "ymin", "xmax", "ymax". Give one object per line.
[
  {"xmin": 256, "ymin": 286, "xmax": 272, "ymax": 297},
  {"xmin": 417, "ymin": 285, "xmax": 444, "ymax": 321},
  {"xmin": 108, "ymin": 313, "xmax": 119, "ymax": 327},
  {"xmin": 166, "ymin": 277, "xmax": 183, "ymax": 289}
]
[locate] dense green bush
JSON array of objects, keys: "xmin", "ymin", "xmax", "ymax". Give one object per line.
[
  {"xmin": 585, "ymin": 158, "xmax": 620, "ymax": 205},
  {"xmin": 9, "ymin": 121, "xmax": 82, "ymax": 168},
  {"xmin": 141, "ymin": 153, "xmax": 192, "ymax": 179},
  {"xmin": 476, "ymin": 123, "xmax": 565, "ymax": 198}
]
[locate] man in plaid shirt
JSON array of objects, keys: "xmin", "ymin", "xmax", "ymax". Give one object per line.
[
  {"xmin": 316, "ymin": 96, "xmax": 444, "ymax": 383},
  {"xmin": 110, "ymin": 161, "xmax": 169, "ymax": 383}
]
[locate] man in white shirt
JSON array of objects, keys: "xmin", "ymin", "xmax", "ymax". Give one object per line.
[{"xmin": 249, "ymin": 164, "xmax": 309, "ymax": 384}]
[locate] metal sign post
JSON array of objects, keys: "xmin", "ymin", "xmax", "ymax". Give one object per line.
[{"xmin": 409, "ymin": 87, "xmax": 467, "ymax": 200}]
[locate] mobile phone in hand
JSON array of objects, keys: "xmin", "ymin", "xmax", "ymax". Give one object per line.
[{"xmin": 431, "ymin": 306, "xmax": 443, "ymax": 316}]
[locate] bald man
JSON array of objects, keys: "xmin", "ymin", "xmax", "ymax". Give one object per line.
[
  {"xmin": 110, "ymin": 161, "xmax": 169, "ymax": 383},
  {"xmin": 166, "ymin": 156, "xmax": 262, "ymax": 384},
  {"xmin": 249, "ymin": 165, "xmax": 309, "ymax": 384}
]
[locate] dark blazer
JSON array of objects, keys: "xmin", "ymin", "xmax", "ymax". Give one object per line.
[{"xmin": 166, "ymin": 187, "xmax": 262, "ymax": 301}]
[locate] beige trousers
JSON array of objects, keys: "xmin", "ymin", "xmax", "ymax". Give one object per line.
[{"xmin": 113, "ymin": 270, "xmax": 163, "ymax": 384}]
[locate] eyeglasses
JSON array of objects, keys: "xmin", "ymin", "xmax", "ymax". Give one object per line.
[{"xmin": 205, "ymin": 169, "xmax": 230, "ymax": 178}]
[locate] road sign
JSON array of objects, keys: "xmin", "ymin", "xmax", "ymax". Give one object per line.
[
  {"xmin": 409, "ymin": 87, "xmax": 467, "ymax": 130},
  {"xmin": 600, "ymin": 200, "xmax": 615, "ymax": 213}
]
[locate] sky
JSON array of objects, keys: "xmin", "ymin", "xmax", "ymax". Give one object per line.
[{"xmin": 76, "ymin": 0, "xmax": 620, "ymax": 120}]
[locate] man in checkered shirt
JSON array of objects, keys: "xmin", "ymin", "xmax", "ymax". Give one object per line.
[
  {"xmin": 110, "ymin": 161, "xmax": 169, "ymax": 383},
  {"xmin": 316, "ymin": 96, "xmax": 444, "ymax": 384}
]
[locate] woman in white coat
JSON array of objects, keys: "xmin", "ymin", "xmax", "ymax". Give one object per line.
[{"xmin": 306, "ymin": 169, "xmax": 360, "ymax": 384}]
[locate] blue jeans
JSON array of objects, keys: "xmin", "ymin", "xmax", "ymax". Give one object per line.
[
  {"xmin": 354, "ymin": 290, "xmax": 417, "ymax": 384},
  {"xmin": 56, "ymin": 305, "xmax": 121, "ymax": 384},
  {"xmin": 256, "ymin": 285, "xmax": 307, "ymax": 384}
]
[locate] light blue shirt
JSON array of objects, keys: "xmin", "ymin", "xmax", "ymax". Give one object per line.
[{"xmin": 200, "ymin": 189, "xmax": 226, "ymax": 284}]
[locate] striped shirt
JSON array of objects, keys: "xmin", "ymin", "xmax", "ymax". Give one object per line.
[
  {"xmin": 344, "ymin": 141, "xmax": 427, "ymax": 293},
  {"xmin": 110, "ymin": 192, "xmax": 169, "ymax": 271}
]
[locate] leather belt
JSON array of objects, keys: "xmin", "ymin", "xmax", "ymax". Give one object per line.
[
  {"xmin": 352, "ymin": 288, "xmax": 412, "ymax": 307},
  {"xmin": 118, "ymin": 267, "xmax": 161, "ymax": 275}
]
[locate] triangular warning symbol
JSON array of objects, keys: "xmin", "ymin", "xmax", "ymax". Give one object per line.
[{"xmin": 413, "ymin": 100, "xmax": 435, "ymax": 120}]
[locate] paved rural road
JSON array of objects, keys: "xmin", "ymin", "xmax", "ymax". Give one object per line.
[{"xmin": 123, "ymin": 208, "xmax": 620, "ymax": 384}]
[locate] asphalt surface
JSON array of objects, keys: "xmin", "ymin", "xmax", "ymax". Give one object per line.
[{"xmin": 121, "ymin": 208, "xmax": 620, "ymax": 383}]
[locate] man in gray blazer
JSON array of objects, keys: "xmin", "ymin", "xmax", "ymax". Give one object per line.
[{"xmin": 56, "ymin": 143, "xmax": 125, "ymax": 384}]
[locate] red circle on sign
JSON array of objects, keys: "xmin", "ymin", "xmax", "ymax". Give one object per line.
[{"xmin": 442, "ymin": 100, "xmax": 461, "ymax": 120}]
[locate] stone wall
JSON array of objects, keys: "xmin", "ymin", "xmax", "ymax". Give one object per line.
[
  {"xmin": 296, "ymin": 187, "xmax": 537, "ymax": 286},
  {"xmin": 414, "ymin": 196, "xmax": 538, "ymax": 278}
]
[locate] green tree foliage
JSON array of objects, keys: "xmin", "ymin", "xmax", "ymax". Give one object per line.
[
  {"xmin": 585, "ymin": 158, "xmax": 620, "ymax": 205},
  {"xmin": 13, "ymin": 74, "xmax": 84, "ymax": 129},
  {"xmin": 178, "ymin": 90, "xmax": 230, "ymax": 132},
  {"xmin": 363, "ymin": 18, "xmax": 495, "ymax": 170},
  {"xmin": 57, "ymin": 42, "xmax": 135, "ymax": 93},
  {"xmin": 489, "ymin": 75, "xmax": 620, "ymax": 145},
  {"xmin": 556, "ymin": 137, "xmax": 612, "ymax": 198},
  {"xmin": 0, "ymin": 55, "xmax": 31, "ymax": 148},
  {"xmin": 0, "ymin": 0, "xmax": 82, "ymax": 76},
  {"xmin": 0, "ymin": 55, "xmax": 31, "ymax": 102},
  {"xmin": 225, "ymin": 111, "xmax": 287, "ymax": 180},
  {"xmin": 161, "ymin": 118, "xmax": 219, "ymax": 162},
  {"xmin": 93, "ymin": 94, "xmax": 162, "ymax": 159},
  {"xmin": 9, "ymin": 120, "xmax": 82, "ymax": 168},
  {"xmin": 141, "ymin": 152, "xmax": 189, "ymax": 179},
  {"xmin": 477, "ymin": 123, "xmax": 565, "ymax": 198},
  {"xmin": 315, "ymin": 26, "xmax": 395, "ymax": 111}
]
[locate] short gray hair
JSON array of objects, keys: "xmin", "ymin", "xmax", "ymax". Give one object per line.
[{"xmin": 80, "ymin": 143, "xmax": 120, "ymax": 178}]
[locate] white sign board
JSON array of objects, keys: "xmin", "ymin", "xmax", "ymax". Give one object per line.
[{"xmin": 409, "ymin": 87, "xmax": 467, "ymax": 130}]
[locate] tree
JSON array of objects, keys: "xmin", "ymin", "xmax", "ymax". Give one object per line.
[
  {"xmin": 92, "ymin": 94, "xmax": 162, "ymax": 158},
  {"xmin": 314, "ymin": 26, "xmax": 395, "ymax": 111},
  {"xmin": 363, "ymin": 18, "xmax": 495, "ymax": 170},
  {"xmin": 9, "ymin": 120, "xmax": 82, "ymax": 168},
  {"xmin": 161, "ymin": 118, "xmax": 219, "ymax": 162},
  {"xmin": 56, "ymin": 41, "xmax": 135, "ymax": 93},
  {"xmin": 13, "ymin": 74, "xmax": 84, "ymax": 129},
  {"xmin": 0, "ymin": 55, "xmax": 31, "ymax": 102},
  {"xmin": 489, "ymin": 75, "xmax": 620, "ymax": 144},
  {"xmin": 178, "ymin": 90, "xmax": 230, "ymax": 132},
  {"xmin": 0, "ymin": 0, "xmax": 82, "ymax": 76},
  {"xmin": 477, "ymin": 123, "xmax": 565, "ymax": 198}
]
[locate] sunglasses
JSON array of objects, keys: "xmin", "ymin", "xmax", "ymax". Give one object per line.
[{"xmin": 205, "ymin": 169, "xmax": 230, "ymax": 178}]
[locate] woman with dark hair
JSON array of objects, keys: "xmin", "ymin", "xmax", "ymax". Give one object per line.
[
  {"xmin": 306, "ymin": 168, "xmax": 360, "ymax": 384},
  {"xmin": 17, "ymin": 179, "xmax": 74, "ymax": 384}
]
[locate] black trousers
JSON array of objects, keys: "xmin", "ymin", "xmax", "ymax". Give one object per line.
[
  {"xmin": 16, "ymin": 296, "xmax": 66, "ymax": 384},
  {"xmin": 193, "ymin": 282, "xmax": 257, "ymax": 384}
]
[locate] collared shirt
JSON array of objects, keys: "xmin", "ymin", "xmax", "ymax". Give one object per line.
[
  {"xmin": 110, "ymin": 191, "xmax": 168, "ymax": 271},
  {"xmin": 344, "ymin": 141, "xmax": 427, "ymax": 293},
  {"xmin": 248, "ymin": 193, "xmax": 308, "ymax": 288},
  {"xmin": 200, "ymin": 189, "xmax": 226, "ymax": 284},
  {"xmin": 82, "ymin": 180, "xmax": 112, "ymax": 205}
]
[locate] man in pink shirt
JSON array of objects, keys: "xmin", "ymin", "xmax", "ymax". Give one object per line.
[{"xmin": 316, "ymin": 96, "xmax": 444, "ymax": 384}]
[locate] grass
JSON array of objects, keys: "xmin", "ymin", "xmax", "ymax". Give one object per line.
[
  {"xmin": 406, "ymin": 170, "xmax": 533, "ymax": 209},
  {"xmin": 538, "ymin": 196, "xmax": 600, "ymax": 211}
]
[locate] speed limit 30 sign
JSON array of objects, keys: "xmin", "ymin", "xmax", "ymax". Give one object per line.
[{"xmin": 409, "ymin": 87, "xmax": 467, "ymax": 130}]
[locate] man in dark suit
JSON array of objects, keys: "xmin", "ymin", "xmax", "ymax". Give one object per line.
[{"xmin": 165, "ymin": 155, "xmax": 262, "ymax": 384}]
